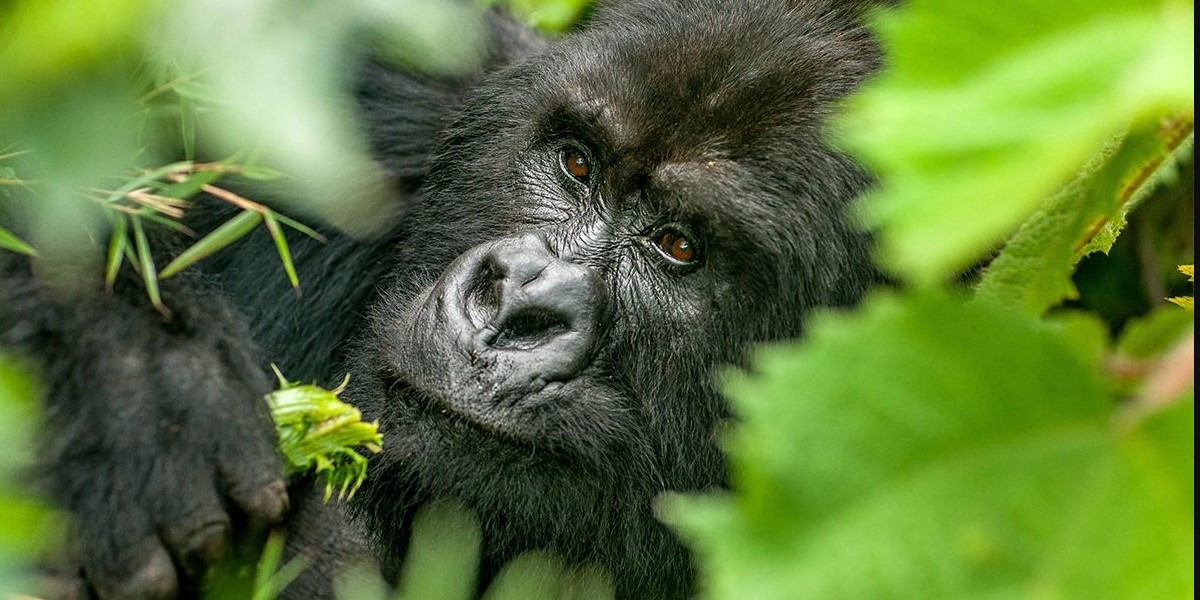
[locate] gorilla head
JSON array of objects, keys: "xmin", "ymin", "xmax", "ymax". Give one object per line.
[{"xmin": 342, "ymin": 0, "xmax": 882, "ymax": 596}]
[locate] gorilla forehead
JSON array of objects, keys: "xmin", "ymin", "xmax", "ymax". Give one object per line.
[{"xmin": 544, "ymin": 0, "xmax": 883, "ymax": 157}]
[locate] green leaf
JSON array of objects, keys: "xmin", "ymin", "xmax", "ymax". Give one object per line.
[
  {"xmin": 159, "ymin": 209, "xmax": 262, "ymax": 280},
  {"xmin": 130, "ymin": 216, "xmax": 164, "ymax": 314},
  {"xmin": 274, "ymin": 212, "xmax": 327, "ymax": 243},
  {"xmin": 1074, "ymin": 130, "xmax": 1194, "ymax": 260},
  {"xmin": 664, "ymin": 291, "xmax": 1193, "ymax": 600},
  {"xmin": 0, "ymin": 226, "xmax": 36, "ymax": 256},
  {"xmin": 974, "ymin": 123, "xmax": 1192, "ymax": 314},
  {"xmin": 263, "ymin": 212, "xmax": 300, "ymax": 291},
  {"xmin": 840, "ymin": 0, "xmax": 1194, "ymax": 284},
  {"xmin": 156, "ymin": 168, "xmax": 221, "ymax": 200},
  {"xmin": 104, "ymin": 214, "xmax": 127, "ymax": 290},
  {"xmin": 250, "ymin": 531, "xmax": 308, "ymax": 600},
  {"xmin": 395, "ymin": 502, "xmax": 482, "ymax": 600}
]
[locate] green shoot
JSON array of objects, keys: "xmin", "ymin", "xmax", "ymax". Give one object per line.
[{"xmin": 265, "ymin": 366, "xmax": 383, "ymax": 503}]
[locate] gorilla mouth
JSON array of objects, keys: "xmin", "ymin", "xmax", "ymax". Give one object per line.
[{"xmin": 385, "ymin": 369, "xmax": 564, "ymax": 447}]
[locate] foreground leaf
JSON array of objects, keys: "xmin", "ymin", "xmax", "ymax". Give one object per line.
[
  {"xmin": 974, "ymin": 124, "xmax": 1193, "ymax": 315},
  {"xmin": 665, "ymin": 291, "xmax": 1194, "ymax": 600},
  {"xmin": 0, "ymin": 226, "xmax": 36, "ymax": 256},
  {"xmin": 841, "ymin": 0, "xmax": 1194, "ymax": 284}
]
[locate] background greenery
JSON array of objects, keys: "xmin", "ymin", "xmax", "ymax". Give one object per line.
[{"xmin": 0, "ymin": 0, "xmax": 1192, "ymax": 598}]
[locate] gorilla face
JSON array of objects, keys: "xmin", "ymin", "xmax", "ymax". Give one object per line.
[{"xmin": 348, "ymin": 0, "xmax": 881, "ymax": 594}]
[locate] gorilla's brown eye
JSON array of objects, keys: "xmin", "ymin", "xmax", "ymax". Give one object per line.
[
  {"xmin": 560, "ymin": 149, "xmax": 591, "ymax": 182},
  {"xmin": 656, "ymin": 230, "xmax": 697, "ymax": 264}
]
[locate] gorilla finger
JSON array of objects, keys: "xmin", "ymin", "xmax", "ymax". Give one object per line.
[
  {"xmin": 158, "ymin": 496, "xmax": 233, "ymax": 578},
  {"xmin": 85, "ymin": 538, "xmax": 177, "ymax": 600},
  {"xmin": 216, "ymin": 457, "xmax": 289, "ymax": 524}
]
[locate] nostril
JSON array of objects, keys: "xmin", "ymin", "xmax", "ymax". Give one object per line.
[{"xmin": 490, "ymin": 308, "xmax": 571, "ymax": 349}]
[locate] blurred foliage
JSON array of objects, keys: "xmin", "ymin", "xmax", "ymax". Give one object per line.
[
  {"xmin": 670, "ymin": 1, "xmax": 1194, "ymax": 599},
  {"xmin": 1, "ymin": 0, "xmax": 1194, "ymax": 599},
  {"xmin": 0, "ymin": 0, "xmax": 487, "ymax": 301},
  {"xmin": 335, "ymin": 502, "xmax": 614, "ymax": 600},
  {"xmin": 485, "ymin": 0, "xmax": 593, "ymax": 33},
  {"xmin": 0, "ymin": 356, "xmax": 49, "ymax": 598},
  {"xmin": 840, "ymin": 0, "xmax": 1193, "ymax": 285}
]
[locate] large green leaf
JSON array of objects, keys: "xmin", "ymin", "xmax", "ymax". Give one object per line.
[
  {"xmin": 973, "ymin": 124, "xmax": 1193, "ymax": 315},
  {"xmin": 840, "ymin": 0, "xmax": 1194, "ymax": 284},
  {"xmin": 665, "ymin": 292, "xmax": 1194, "ymax": 600}
]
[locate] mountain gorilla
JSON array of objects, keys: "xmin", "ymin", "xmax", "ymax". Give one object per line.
[{"xmin": 1, "ymin": 0, "xmax": 885, "ymax": 598}]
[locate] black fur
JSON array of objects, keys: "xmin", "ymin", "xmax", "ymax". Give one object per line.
[{"xmin": 2, "ymin": 1, "xmax": 884, "ymax": 598}]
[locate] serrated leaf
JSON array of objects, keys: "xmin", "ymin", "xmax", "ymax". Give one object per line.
[
  {"xmin": 664, "ymin": 291, "xmax": 1193, "ymax": 600},
  {"xmin": 159, "ymin": 209, "xmax": 262, "ymax": 280},
  {"xmin": 841, "ymin": 0, "xmax": 1194, "ymax": 284},
  {"xmin": 1075, "ymin": 130, "xmax": 1194, "ymax": 259},
  {"xmin": 974, "ymin": 123, "xmax": 1191, "ymax": 314},
  {"xmin": 0, "ymin": 226, "xmax": 36, "ymax": 256},
  {"xmin": 1167, "ymin": 264, "xmax": 1195, "ymax": 310}
]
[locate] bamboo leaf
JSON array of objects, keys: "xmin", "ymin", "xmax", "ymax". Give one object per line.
[
  {"xmin": 105, "ymin": 215, "xmax": 127, "ymax": 290},
  {"xmin": 273, "ymin": 212, "xmax": 327, "ymax": 243},
  {"xmin": 159, "ymin": 210, "xmax": 262, "ymax": 280},
  {"xmin": 263, "ymin": 212, "xmax": 300, "ymax": 290},
  {"xmin": 130, "ymin": 216, "xmax": 164, "ymax": 314},
  {"xmin": 156, "ymin": 169, "xmax": 220, "ymax": 200},
  {"xmin": 0, "ymin": 226, "xmax": 36, "ymax": 256},
  {"xmin": 99, "ymin": 161, "xmax": 193, "ymax": 205}
]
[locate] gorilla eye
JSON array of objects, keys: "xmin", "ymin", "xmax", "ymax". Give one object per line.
[
  {"xmin": 654, "ymin": 229, "xmax": 699, "ymax": 264},
  {"xmin": 560, "ymin": 149, "xmax": 591, "ymax": 182}
]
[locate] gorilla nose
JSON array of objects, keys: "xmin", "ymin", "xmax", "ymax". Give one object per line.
[{"xmin": 455, "ymin": 234, "xmax": 603, "ymax": 383}]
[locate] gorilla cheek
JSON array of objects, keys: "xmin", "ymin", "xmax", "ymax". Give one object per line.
[{"xmin": 388, "ymin": 233, "xmax": 607, "ymax": 429}]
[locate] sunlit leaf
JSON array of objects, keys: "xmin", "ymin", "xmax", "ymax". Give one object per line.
[
  {"xmin": 974, "ymin": 122, "xmax": 1193, "ymax": 314},
  {"xmin": 841, "ymin": 0, "xmax": 1194, "ymax": 284}
]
